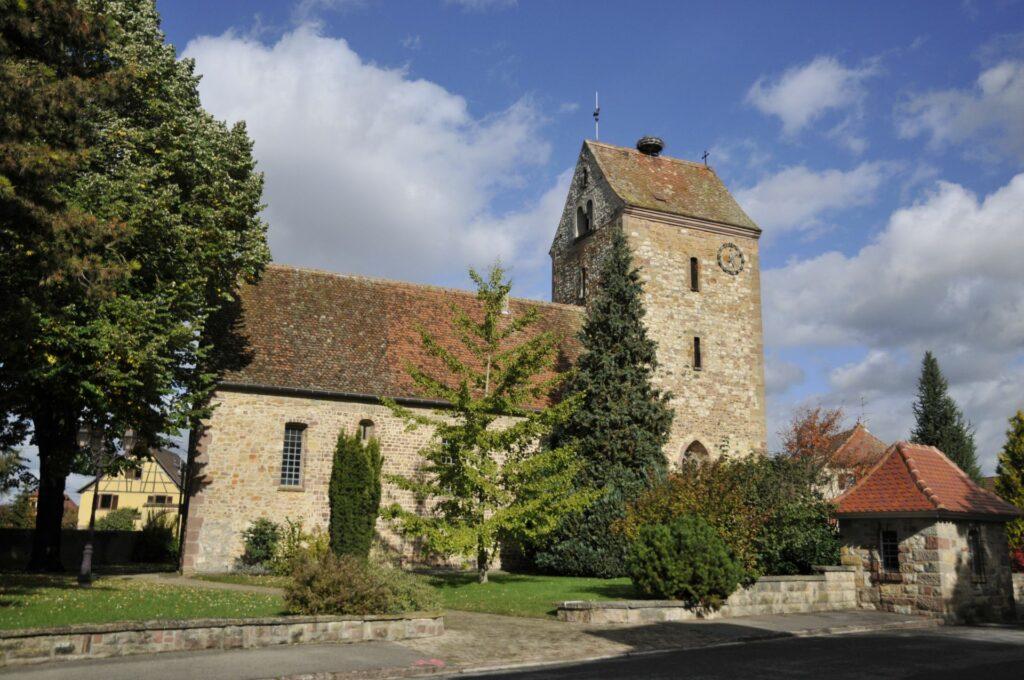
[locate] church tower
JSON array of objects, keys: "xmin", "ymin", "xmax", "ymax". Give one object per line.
[{"xmin": 550, "ymin": 137, "xmax": 767, "ymax": 461}]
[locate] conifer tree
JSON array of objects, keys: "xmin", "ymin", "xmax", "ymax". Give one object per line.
[
  {"xmin": 535, "ymin": 227, "xmax": 673, "ymax": 576},
  {"xmin": 384, "ymin": 266, "xmax": 590, "ymax": 583},
  {"xmin": 329, "ymin": 432, "xmax": 383, "ymax": 558},
  {"xmin": 910, "ymin": 351, "xmax": 981, "ymax": 481},
  {"xmin": 995, "ymin": 411, "xmax": 1024, "ymax": 552}
]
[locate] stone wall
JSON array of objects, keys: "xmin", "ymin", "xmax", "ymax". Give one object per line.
[
  {"xmin": 548, "ymin": 145, "xmax": 766, "ymax": 462},
  {"xmin": 0, "ymin": 613, "xmax": 443, "ymax": 668},
  {"xmin": 1014, "ymin": 572, "xmax": 1024, "ymax": 619},
  {"xmin": 557, "ymin": 566, "xmax": 856, "ymax": 624},
  {"xmin": 840, "ymin": 518, "xmax": 1016, "ymax": 622},
  {"xmin": 183, "ymin": 389, "xmax": 515, "ymax": 573}
]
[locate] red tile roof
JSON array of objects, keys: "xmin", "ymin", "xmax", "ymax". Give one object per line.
[
  {"xmin": 220, "ymin": 264, "xmax": 583, "ymax": 408},
  {"xmin": 586, "ymin": 141, "xmax": 759, "ymax": 231},
  {"xmin": 834, "ymin": 441, "xmax": 1022, "ymax": 520},
  {"xmin": 826, "ymin": 423, "xmax": 888, "ymax": 471}
]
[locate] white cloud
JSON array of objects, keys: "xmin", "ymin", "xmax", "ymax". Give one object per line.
[
  {"xmin": 765, "ymin": 358, "xmax": 805, "ymax": 396},
  {"xmin": 896, "ymin": 60, "xmax": 1024, "ymax": 161},
  {"xmin": 764, "ymin": 174, "xmax": 1024, "ymax": 468},
  {"xmin": 184, "ymin": 25, "xmax": 560, "ymax": 290},
  {"xmin": 747, "ymin": 56, "xmax": 879, "ymax": 136},
  {"xmin": 735, "ymin": 162, "xmax": 892, "ymax": 233},
  {"xmin": 446, "ymin": 0, "xmax": 517, "ymax": 10}
]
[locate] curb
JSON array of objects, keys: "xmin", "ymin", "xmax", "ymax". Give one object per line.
[{"xmin": 274, "ymin": 616, "xmax": 943, "ymax": 679}]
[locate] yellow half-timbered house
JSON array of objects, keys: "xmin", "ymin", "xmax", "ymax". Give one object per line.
[{"xmin": 77, "ymin": 449, "xmax": 184, "ymax": 530}]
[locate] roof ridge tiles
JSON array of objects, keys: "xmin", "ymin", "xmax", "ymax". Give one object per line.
[
  {"xmin": 898, "ymin": 443, "xmax": 946, "ymax": 510},
  {"xmin": 584, "ymin": 139, "xmax": 712, "ymax": 170},
  {"xmin": 264, "ymin": 263, "xmax": 583, "ymax": 312}
]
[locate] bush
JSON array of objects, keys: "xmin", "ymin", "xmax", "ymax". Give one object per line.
[
  {"xmin": 1011, "ymin": 548, "xmax": 1024, "ymax": 573},
  {"xmin": 285, "ymin": 553, "xmax": 439, "ymax": 616},
  {"xmin": 95, "ymin": 507, "xmax": 140, "ymax": 531},
  {"xmin": 627, "ymin": 515, "xmax": 743, "ymax": 609},
  {"xmin": 329, "ymin": 432, "xmax": 382, "ymax": 558},
  {"xmin": 133, "ymin": 510, "xmax": 179, "ymax": 562},
  {"xmin": 270, "ymin": 517, "xmax": 330, "ymax": 576},
  {"xmin": 240, "ymin": 518, "xmax": 281, "ymax": 567},
  {"xmin": 534, "ymin": 469, "xmax": 647, "ymax": 577}
]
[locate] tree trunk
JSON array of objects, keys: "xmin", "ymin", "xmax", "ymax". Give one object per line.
[
  {"xmin": 477, "ymin": 537, "xmax": 488, "ymax": 584},
  {"xmin": 28, "ymin": 409, "xmax": 78, "ymax": 572}
]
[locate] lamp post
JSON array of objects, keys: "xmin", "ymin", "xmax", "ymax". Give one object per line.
[{"xmin": 78, "ymin": 428, "xmax": 105, "ymax": 587}]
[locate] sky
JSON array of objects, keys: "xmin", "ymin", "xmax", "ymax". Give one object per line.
[{"xmin": 20, "ymin": 0, "xmax": 1024, "ymax": 500}]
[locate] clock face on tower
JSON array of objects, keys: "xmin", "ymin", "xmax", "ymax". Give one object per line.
[{"xmin": 717, "ymin": 243, "xmax": 745, "ymax": 275}]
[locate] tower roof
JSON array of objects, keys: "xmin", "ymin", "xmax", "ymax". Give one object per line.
[
  {"xmin": 585, "ymin": 140, "xmax": 759, "ymax": 231},
  {"xmin": 834, "ymin": 441, "xmax": 1022, "ymax": 521}
]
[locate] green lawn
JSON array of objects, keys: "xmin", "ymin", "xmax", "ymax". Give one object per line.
[
  {"xmin": 194, "ymin": 573, "xmax": 292, "ymax": 589},
  {"xmin": 0, "ymin": 575, "xmax": 286, "ymax": 630},
  {"xmin": 425, "ymin": 572, "xmax": 636, "ymax": 618}
]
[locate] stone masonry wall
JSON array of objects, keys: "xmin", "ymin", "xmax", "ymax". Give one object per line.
[
  {"xmin": 840, "ymin": 518, "xmax": 1016, "ymax": 622},
  {"xmin": 182, "ymin": 389, "xmax": 514, "ymax": 573},
  {"xmin": 558, "ymin": 567, "xmax": 856, "ymax": 623}
]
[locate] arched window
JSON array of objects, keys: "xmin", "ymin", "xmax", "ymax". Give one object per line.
[
  {"xmin": 576, "ymin": 204, "xmax": 591, "ymax": 238},
  {"xmin": 683, "ymin": 440, "xmax": 709, "ymax": 463},
  {"xmin": 358, "ymin": 419, "xmax": 375, "ymax": 442},
  {"xmin": 586, "ymin": 200, "xmax": 594, "ymax": 229},
  {"xmin": 280, "ymin": 423, "xmax": 306, "ymax": 487}
]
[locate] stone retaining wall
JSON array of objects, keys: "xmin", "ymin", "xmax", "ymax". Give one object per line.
[
  {"xmin": 558, "ymin": 566, "xmax": 857, "ymax": 624},
  {"xmin": 0, "ymin": 612, "xmax": 444, "ymax": 668},
  {"xmin": 1014, "ymin": 573, "xmax": 1024, "ymax": 619}
]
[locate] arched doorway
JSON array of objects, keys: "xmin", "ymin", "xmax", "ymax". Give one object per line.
[{"xmin": 682, "ymin": 440, "xmax": 709, "ymax": 464}]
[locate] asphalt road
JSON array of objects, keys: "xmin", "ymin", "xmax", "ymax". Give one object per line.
[{"xmin": 464, "ymin": 626, "xmax": 1024, "ymax": 679}]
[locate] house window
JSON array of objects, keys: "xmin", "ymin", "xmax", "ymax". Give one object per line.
[
  {"xmin": 693, "ymin": 336, "xmax": 702, "ymax": 371},
  {"xmin": 968, "ymin": 527, "xmax": 986, "ymax": 581},
  {"xmin": 99, "ymin": 494, "xmax": 118, "ymax": 510},
  {"xmin": 147, "ymin": 495, "xmax": 173, "ymax": 505},
  {"xmin": 578, "ymin": 267, "xmax": 587, "ymax": 303},
  {"xmin": 690, "ymin": 257, "xmax": 700, "ymax": 292},
  {"xmin": 359, "ymin": 419, "xmax": 375, "ymax": 442},
  {"xmin": 880, "ymin": 530, "xmax": 899, "ymax": 572},
  {"xmin": 131, "ymin": 468, "xmax": 143, "ymax": 480},
  {"xmin": 280, "ymin": 423, "xmax": 306, "ymax": 487}
]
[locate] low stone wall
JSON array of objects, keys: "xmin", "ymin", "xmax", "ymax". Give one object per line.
[
  {"xmin": 558, "ymin": 566, "xmax": 857, "ymax": 624},
  {"xmin": 1014, "ymin": 573, "xmax": 1024, "ymax": 619},
  {"xmin": 0, "ymin": 613, "xmax": 444, "ymax": 668}
]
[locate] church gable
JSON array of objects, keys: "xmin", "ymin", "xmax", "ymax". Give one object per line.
[{"xmin": 222, "ymin": 265, "xmax": 582, "ymax": 407}]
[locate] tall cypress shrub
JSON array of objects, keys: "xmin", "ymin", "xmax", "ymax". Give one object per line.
[
  {"xmin": 535, "ymin": 227, "xmax": 674, "ymax": 576},
  {"xmin": 329, "ymin": 432, "xmax": 382, "ymax": 558},
  {"xmin": 910, "ymin": 352, "xmax": 981, "ymax": 481}
]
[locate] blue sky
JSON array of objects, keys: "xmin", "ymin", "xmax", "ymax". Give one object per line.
[{"xmin": 27, "ymin": 0, "xmax": 1024, "ymax": 499}]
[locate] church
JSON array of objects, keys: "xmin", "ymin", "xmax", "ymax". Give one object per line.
[{"xmin": 181, "ymin": 137, "xmax": 767, "ymax": 573}]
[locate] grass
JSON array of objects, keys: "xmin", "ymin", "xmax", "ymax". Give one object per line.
[
  {"xmin": 424, "ymin": 571, "xmax": 636, "ymax": 618},
  {"xmin": 194, "ymin": 573, "xmax": 291, "ymax": 588},
  {"xmin": 0, "ymin": 574, "xmax": 286, "ymax": 631},
  {"xmin": 194, "ymin": 570, "xmax": 637, "ymax": 619}
]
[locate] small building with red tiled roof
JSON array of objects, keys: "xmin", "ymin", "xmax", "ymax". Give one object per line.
[
  {"xmin": 835, "ymin": 441, "xmax": 1022, "ymax": 622},
  {"xmin": 820, "ymin": 422, "xmax": 889, "ymax": 499}
]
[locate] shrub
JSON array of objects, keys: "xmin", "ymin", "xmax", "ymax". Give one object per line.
[
  {"xmin": 534, "ymin": 469, "xmax": 647, "ymax": 577},
  {"xmin": 133, "ymin": 510, "xmax": 179, "ymax": 562},
  {"xmin": 271, "ymin": 517, "xmax": 330, "ymax": 576},
  {"xmin": 627, "ymin": 515, "xmax": 743, "ymax": 609},
  {"xmin": 285, "ymin": 553, "xmax": 439, "ymax": 616},
  {"xmin": 1011, "ymin": 548, "xmax": 1024, "ymax": 573},
  {"xmin": 329, "ymin": 432, "xmax": 382, "ymax": 558},
  {"xmin": 95, "ymin": 507, "xmax": 140, "ymax": 531},
  {"xmin": 240, "ymin": 518, "xmax": 281, "ymax": 567}
]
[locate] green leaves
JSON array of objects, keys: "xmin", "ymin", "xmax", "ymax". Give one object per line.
[
  {"xmin": 329, "ymin": 433, "xmax": 382, "ymax": 559},
  {"xmin": 385, "ymin": 265, "xmax": 587, "ymax": 581}
]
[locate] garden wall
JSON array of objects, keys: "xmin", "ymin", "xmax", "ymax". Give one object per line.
[
  {"xmin": 1014, "ymin": 573, "xmax": 1024, "ymax": 619},
  {"xmin": 0, "ymin": 529, "xmax": 139, "ymax": 570},
  {"xmin": 0, "ymin": 612, "xmax": 444, "ymax": 668},
  {"xmin": 558, "ymin": 566, "xmax": 857, "ymax": 624}
]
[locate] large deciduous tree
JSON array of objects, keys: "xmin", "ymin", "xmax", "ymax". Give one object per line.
[
  {"xmin": 1, "ymin": 0, "xmax": 268, "ymax": 570},
  {"xmin": 995, "ymin": 411, "xmax": 1024, "ymax": 555},
  {"xmin": 384, "ymin": 267, "xmax": 590, "ymax": 583},
  {"xmin": 910, "ymin": 352, "xmax": 981, "ymax": 481},
  {"xmin": 534, "ymin": 227, "xmax": 673, "ymax": 577}
]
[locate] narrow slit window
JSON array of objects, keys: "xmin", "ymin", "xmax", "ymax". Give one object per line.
[
  {"xmin": 578, "ymin": 267, "xmax": 587, "ymax": 303},
  {"xmin": 280, "ymin": 424, "xmax": 305, "ymax": 487},
  {"xmin": 968, "ymin": 528, "xmax": 986, "ymax": 581},
  {"xmin": 690, "ymin": 257, "xmax": 700, "ymax": 292},
  {"xmin": 880, "ymin": 530, "xmax": 899, "ymax": 572},
  {"xmin": 693, "ymin": 336, "xmax": 702, "ymax": 370}
]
